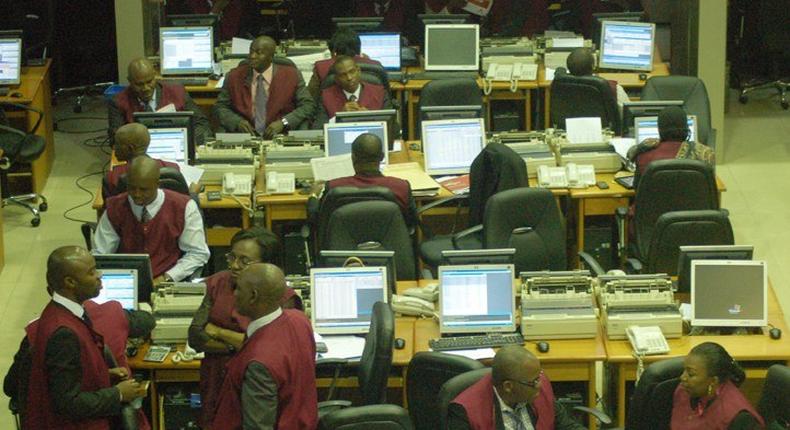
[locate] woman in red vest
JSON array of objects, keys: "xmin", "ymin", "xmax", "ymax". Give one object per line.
[{"xmin": 671, "ymin": 342, "xmax": 765, "ymax": 430}]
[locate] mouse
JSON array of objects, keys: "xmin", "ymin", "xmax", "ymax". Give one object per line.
[
  {"xmin": 638, "ymin": 73, "xmax": 648, "ymax": 81},
  {"xmin": 9, "ymin": 92, "xmax": 23, "ymax": 98},
  {"xmin": 536, "ymin": 341, "xmax": 550, "ymax": 353},
  {"xmin": 394, "ymin": 338, "xmax": 406, "ymax": 350},
  {"xmin": 769, "ymin": 327, "xmax": 782, "ymax": 340}
]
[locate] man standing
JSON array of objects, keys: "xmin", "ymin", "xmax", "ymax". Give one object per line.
[
  {"xmin": 212, "ymin": 263, "xmax": 318, "ymax": 430},
  {"xmin": 314, "ymin": 56, "xmax": 393, "ymax": 126}
]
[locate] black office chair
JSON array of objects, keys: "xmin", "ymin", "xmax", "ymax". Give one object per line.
[
  {"xmin": 550, "ymin": 68, "xmax": 622, "ymax": 135},
  {"xmin": 625, "ymin": 357, "xmax": 684, "ymax": 430},
  {"xmin": 641, "ymin": 75, "xmax": 716, "ymax": 148},
  {"xmin": 756, "ymin": 364, "xmax": 790, "ymax": 429},
  {"xmin": 112, "ymin": 166, "xmax": 191, "ymax": 197},
  {"xmin": 437, "ymin": 368, "xmax": 491, "ymax": 430},
  {"xmin": 416, "ymin": 78, "xmax": 482, "ymax": 138},
  {"xmin": 0, "ymin": 102, "xmax": 48, "ymax": 227},
  {"xmin": 319, "ymin": 404, "xmax": 413, "ymax": 430},
  {"xmin": 405, "ymin": 352, "xmax": 485, "ymax": 430}
]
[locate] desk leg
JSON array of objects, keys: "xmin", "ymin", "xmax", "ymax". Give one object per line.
[
  {"xmin": 150, "ymin": 371, "xmax": 160, "ymax": 430},
  {"xmin": 588, "ymin": 362, "xmax": 598, "ymax": 430},
  {"xmin": 264, "ymin": 204, "xmax": 272, "ymax": 230},
  {"xmin": 617, "ymin": 364, "xmax": 626, "ymax": 427},
  {"xmin": 525, "ymin": 90, "xmax": 532, "ymax": 131},
  {"xmin": 408, "ymin": 91, "xmax": 417, "ymax": 141},
  {"xmin": 576, "ymin": 199, "xmax": 585, "ymax": 269},
  {"xmin": 544, "ymin": 87, "xmax": 551, "ymax": 129}
]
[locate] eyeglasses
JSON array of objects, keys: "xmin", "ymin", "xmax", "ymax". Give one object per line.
[
  {"xmin": 512, "ymin": 370, "xmax": 543, "ymax": 388},
  {"xmin": 225, "ymin": 253, "xmax": 259, "ymax": 268}
]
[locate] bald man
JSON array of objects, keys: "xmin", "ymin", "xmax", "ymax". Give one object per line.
[
  {"xmin": 95, "ymin": 157, "xmax": 210, "ymax": 299},
  {"xmin": 214, "ymin": 36, "xmax": 315, "ymax": 138},
  {"xmin": 565, "ymin": 48, "xmax": 630, "ymax": 113},
  {"xmin": 449, "ymin": 346, "xmax": 585, "ymax": 430},
  {"xmin": 213, "ymin": 263, "xmax": 317, "ymax": 430},
  {"xmin": 24, "ymin": 246, "xmax": 147, "ymax": 429},
  {"xmin": 108, "ymin": 57, "xmax": 211, "ymax": 145}
]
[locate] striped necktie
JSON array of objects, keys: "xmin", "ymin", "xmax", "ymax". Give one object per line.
[{"xmin": 254, "ymin": 74, "xmax": 268, "ymax": 134}]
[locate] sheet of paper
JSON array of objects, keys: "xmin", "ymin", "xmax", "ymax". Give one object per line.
[
  {"xmin": 320, "ymin": 335, "xmax": 367, "ymax": 360},
  {"xmin": 178, "ymin": 163, "xmax": 204, "ymax": 185},
  {"xmin": 311, "ymin": 154, "xmax": 354, "ymax": 182},
  {"xmin": 463, "ymin": 0, "xmax": 493, "ymax": 16},
  {"xmin": 287, "ymin": 50, "xmax": 332, "ymax": 84},
  {"xmin": 382, "ymin": 162, "xmax": 441, "ymax": 191},
  {"xmin": 431, "ymin": 348, "xmax": 495, "ymax": 360},
  {"xmin": 610, "ymin": 137, "xmax": 637, "ymax": 160},
  {"xmin": 231, "ymin": 37, "xmax": 252, "ymax": 55},
  {"xmin": 156, "ymin": 103, "xmax": 176, "ymax": 113},
  {"xmin": 566, "ymin": 117, "xmax": 603, "ymax": 144},
  {"xmin": 545, "ymin": 67, "xmax": 556, "ymax": 81},
  {"xmin": 214, "ymin": 75, "xmax": 225, "ymax": 88},
  {"xmin": 551, "ymin": 37, "xmax": 584, "ymax": 48},
  {"xmin": 392, "ymin": 139, "xmax": 403, "ymax": 152}
]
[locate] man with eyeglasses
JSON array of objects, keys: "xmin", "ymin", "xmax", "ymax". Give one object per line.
[{"xmin": 449, "ymin": 345, "xmax": 585, "ymax": 430}]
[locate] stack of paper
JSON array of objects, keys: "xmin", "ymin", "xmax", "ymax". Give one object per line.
[
  {"xmin": 436, "ymin": 175, "xmax": 470, "ymax": 195},
  {"xmin": 382, "ymin": 162, "xmax": 440, "ymax": 196}
]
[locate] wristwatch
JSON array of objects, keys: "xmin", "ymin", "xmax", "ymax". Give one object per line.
[{"xmin": 280, "ymin": 117, "xmax": 289, "ymax": 128}]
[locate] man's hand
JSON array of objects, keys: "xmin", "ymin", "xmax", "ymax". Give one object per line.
[
  {"xmin": 153, "ymin": 275, "xmax": 171, "ymax": 286},
  {"xmin": 237, "ymin": 120, "xmax": 256, "ymax": 135},
  {"xmin": 343, "ymin": 101, "xmax": 367, "ymax": 112},
  {"xmin": 189, "ymin": 182, "xmax": 202, "ymax": 194},
  {"xmin": 264, "ymin": 119, "xmax": 285, "ymax": 139},
  {"xmin": 205, "ymin": 322, "xmax": 221, "ymax": 338},
  {"xmin": 117, "ymin": 379, "xmax": 146, "ymax": 403},
  {"xmin": 309, "ymin": 180, "xmax": 326, "ymax": 198},
  {"xmin": 109, "ymin": 367, "xmax": 129, "ymax": 384}
]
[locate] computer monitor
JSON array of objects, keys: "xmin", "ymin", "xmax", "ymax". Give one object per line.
[
  {"xmin": 424, "ymin": 24, "xmax": 479, "ymax": 71},
  {"xmin": 359, "ymin": 32, "xmax": 401, "ymax": 71},
  {"xmin": 335, "ymin": 109, "xmax": 399, "ymax": 150},
  {"xmin": 0, "ymin": 37, "xmax": 23, "ymax": 86},
  {"xmin": 168, "ymin": 13, "xmax": 219, "ymax": 27},
  {"xmin": 331, "ymin": 17, "xmax": 384, "ymax": 33},
  {"xmin": 133, "ymin": 111, "xmax": 196, "ymax": 164},
  {"xmin": 159, "ymin": 26, "xmax": 214, "ymax": 76},
  {"xmin": 592, "ymin": 12, "xmax": 643, "ymax": 48},
  {"xmin": 319, "ymin": 250, "xmax": 397, "ymax": 295},
  {"xmin": 691, "ymin": 260, "xmax": 767, "ymax": 328},
  {"xmin": 324, "ymin": 121, "xmax": 389, "ymax": 165},
  {"xmin": 438, "ymin": 264, "xmax": 516, "ymax": 335},
  {"xmin": 676, "ymin": 245, "xmax": 754, "ymax": 294},
  {"xmin": 441, "ymin": 248, "xmax": 516, "ymax": 266},
  {"xmin": 93, "ymin": 269, "xmax": 138, "ymax": 310},
  {"xmin": 310, "ymin": 266, "xmax": 388, "ymax": 335},
  {"xmin": 622, "ymin": 100, "xmax": 684, "ymax": 135},
  {"xmin": 421, "ymin": 118, "xmax": 485, "ymax": 175},
  {"xmin": 418, "ymin": 13, "xmax": 470, "ymax": 26},
  {"xmin": 598, "ymin": 21, "xmax": 655, "ymax": 72},
  {"xmin": 94, "ymin": 254, "xmax": 155, "ymax": 303},
  {"xmin": 634, "ymin": 115, "xmax": 698, "ymax": 144},
  {"xmin": 420, "ymin": 105, "xmax": 483, "ymax": 122}
]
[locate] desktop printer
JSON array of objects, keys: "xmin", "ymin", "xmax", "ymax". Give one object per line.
[
  {"xmin": 520, "ymin": 270, "xmax": 598, "ymax": 339},
  {"xmin": 151, "ymin": 282, "xmax": 206, "ymax": 344},
  {"xmin": 598, "ymin": 274, "xmax": 682, "ymax": 340},
  {"xmin": 551, "ymin": 128, "xmax": 624, "ymax": 173},
  {"xmin": 489, "ymin": 130, "xmax": 560, "ymax": 178},
  {"xmin": 264, "ymin": 136, "xmax": 325, "ymax": 181}
]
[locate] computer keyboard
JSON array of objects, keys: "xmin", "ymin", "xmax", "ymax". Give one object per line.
[
  {"xmin": 409, "ymin": 71, "xmax": 480, "ymax": 81},
  {"xmin": 162, "ymin": 77, "xmax": 210, "ymax": 86},
  {"xmin": 429, "ymin": 333, "xmax": 525, "ymax": 351}
]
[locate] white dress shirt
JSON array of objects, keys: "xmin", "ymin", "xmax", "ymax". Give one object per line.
[
  {"xmin": 52, "ymin": 292, "xmax": 85, "ymax": 319},
  {"xmin": 342, "ymin": 84, "xmax": 362, "ymax": 102},
  {"xmin": 246, "ymin": 308, "xmax": 283, "ymax": 338},
  {"xmin": 494, "ymin": 387, "xmax": 535, "ymax": 430},
  {"xmin": 94, "ymin": 189, "xmax": 210, "ymax": 281}
]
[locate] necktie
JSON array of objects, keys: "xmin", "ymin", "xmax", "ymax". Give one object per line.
[
  {"xmin": 141, "ymin": 206, "xmax": 150, "ymax": 224},
  {"xmin": 348, "ymin": 94, "xmax": 357, "ymax": 102},
  {"xmin": 82, "ymin": 312, "xmax": 93, "ymax": 328},
  {"xmin": 254, "ymin": 74, "xmax": 268, "ymax": 135}
]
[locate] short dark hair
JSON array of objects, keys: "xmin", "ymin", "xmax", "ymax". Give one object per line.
[
  {"xmin": 332, "ymin": 55, "xmax": 357, "ymax": 74},
  {"xmin": 689, "ymin": 342, "xmax": 746, "ymax": 386},
  {"xmin": 328, "ymin": 28, "xmax": 361, "ymax": 56},
  {"xmin": 566, "ymin": 48, "xmax": 595, "ymax": 76},
  {"xmin": 658, "ymin": 105, "xmax": 690, "ymax": 141},
  {"xmin": 230, "ymin": 227, "xmax": 281, "ymax": 263},
  {"xmin": 351, "ymin": 133, "xmax": 384, "ymax": 164}
]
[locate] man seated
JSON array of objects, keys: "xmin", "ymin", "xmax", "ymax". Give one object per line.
[
  {"xmin": 214, "ymin": 35, "xmax": 314, "ymax": 138},
  {"xmin": 94, "ymin": 156, "xmax": 210, "ymax": 286},
  {"xmin": 449, "ymin": 345, "xmax": 585, "ymax": 430},
  {"xmin": 308, "ymin": 27, "xmax": 384, "ymax": 99},
  {"xmin": 566, "ymin": 47, "xmax": 630, "ymax": 113},
  {"xmin": 314, "ymin": 55, "xmax": 394, "ymax": 126},
  {"xmin": 108, "ymin": 57, "xmax": 212, "ymax": 145}
]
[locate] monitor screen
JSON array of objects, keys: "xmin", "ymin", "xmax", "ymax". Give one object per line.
[
  {"xmin": 133, "ymin": 111, "xmax": 196, "ymax": 163},
  {"xmin": 94, "ymin": 254, "xmax": 155, "ymax": 303},
  {"xmin": 420, "ymin": 105, "xmax": 483, "ymax": 122},
  {"xmin": 599, "ymin": 21, "xmax": 655, "ymax": 72},
  {"xmin": 319, "ymin": 250, "xmax": 397, "ymax": 295},
  {"xmin": 359, "ymin": 32, "xmax": 401, "ymax": 71},
  {"xmin": 0, "ymin": 38, "xmax": 22, "ymax": 86},
  {"xmin": 635, "ymin": 115, "xmax": 698, "ymax": 144},
  {"xmin": 676, "ymin": 245, "xmax": 754, "ymax": 294},
  {"xmin": 159, "ymin": 26, "xmax": 214, "ymax": 75},
  {"xmin": 691, "ymin": 260, "xmax": 766, "ymax": 327},
  {"xmin": 622, "ymin": 100, "xmax": 684, "ymax": 135},
  {"xmin": 592, "ymin": 12, "xmax": 643, "ymax": 48},
  {"xmin": 310, "ymin": 267, "xmax": 388, "ymax": 335},
  {"xmin": 324, "ymin": 121, "xmax": 389, "ymax": 164},
  {"xmin": 438, "ymin": 264, "xmax": 516, "ymax": 334},
  {"xmin": 335, "ymin": 109, "xmax": 400, "ymax": 149},
  {"xmin": 147, "ymin": 127, "xmax": 189, "ymax": 163},
  {"xmin": 425, "ymin": 24, "xmax": 479, "ymax": 71},
  {"xmin": 441, "ymin": 248, "xmax": 516, "ymax": 266},
  {"xmin": 94, "ymin": 269, "xmax": 138, "ymax": 310},
  {"xmin": 422, "ymin": 118, "xmax": 485, "ymax": 175}
]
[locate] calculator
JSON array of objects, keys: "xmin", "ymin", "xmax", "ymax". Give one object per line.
[{"xmin": 143, "ymin": 345, "xmax": 171, "ymax": 362}]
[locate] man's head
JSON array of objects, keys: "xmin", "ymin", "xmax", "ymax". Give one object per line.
[
  {"xmin": 114, "ymin": 123, "xmax": 151, "ymax": 162},
  {"xmin": 233, "ymin": 263, "xmax": 287, "ymax": 319},
  {"xmin": 333, "ymin": 55, "xmax": 361, "ymax": 93},
  {"xmin": 491, "ymin": 346, "xmax": 543, "ymax": 407},
  {"xmin": 566, "ymin": 48, "xmax": 596, "ymax": 76},
  {"xmin": 46, "ymin": 246, "xmax": 102, "ymax": 304},
  {"xmin": 328, "ymin": 28, "xmax": 361, "ymax": 57},
  {"xmin": 351, "ymin": 133, "xmax": 384, "ymax": 173},
  {"xmin": 658, "ymin": 105, "xmax": 690, "ymax": 141},
  {"xmin": 127, "ymin": 156, "xmax": 161, "ymax": 206},
  {"xmin": 249, "ymin": 36, "xmax": 277, "ymax": 73},
  {"xmin": 227, "ymin": 227, "xmax": 281, "ymax": 281},
  {"xmin": 127, "ymin": 58, "xmax": 157, "ymax": 103}
]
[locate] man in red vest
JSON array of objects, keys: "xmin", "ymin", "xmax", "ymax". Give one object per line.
[
  {"xmin": 94, "ymin": 157, "xmax": 210, "ymax": 293},
  {"xmin": 24, "ymin": 246, "xmax": 147, "ymax": 429},
  {"xmin": 108, "ymin": 58, "xmax": 211, "ymax": 145},
  {"xmin": 308, "ymin": 27, "xmax": 384, "ymax": 99},
  {"xmin": 214, "ymin": 36, "xmax": 315, "ymax": 138},
  {"xmin": 449, "ymin": 346, "xmax": 585, "ymax": 430},
  {"xmin": 212, "ymin": 263, "xmax": 318, "ymax": 430},
  {"xmin": 314, "ymin": 55, "xmax": 393, "ymax": 126},
  {"xmin": 566, "ymin": 48, "xmax": 630, "ymax": 114}
]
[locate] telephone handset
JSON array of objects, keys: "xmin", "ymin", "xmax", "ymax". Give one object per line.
[
  {"xmin": 488, "ymin": 63, "xmax": 514, "ymax": 81},
  {"xmin": 391, "ymin": 294, "xmax": 436, "ymax": 318},
  {"xmin": 266, "ymin": 171, "xmax": 296, "ymax": 194},
  {"xmin": 222, "ymin": 173, "xmax": 252, "ymax": 196},
  {"xmin": 537, "ymin": 164, "xmax": 596, "ymax": 188},
  {"xmin": 403, "ymin": 283, "xmax": 439, "ymax": 302},
  {"xmin": 627, "ymin": 326, "xmax": 670, "ymax": 355},
  {"xmin": 483, "ymin": 61, "xmax": 538, "ymax": 94},
  {"xmin": 538, "ymin": 165, "xmax": 568, "ymax": 188}
]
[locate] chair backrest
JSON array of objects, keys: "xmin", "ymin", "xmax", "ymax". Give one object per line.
[
  {"xmin": 325, "ymin": 200, "xmax": 417, "ymax": 281},
  {"xmin": 324, "ymin": 62, "xmax": 391, "ymax": 93},
  {"xmin": 626, "ymin": 357, "xmax": 684, "ymax": 430},
  {"xmin": 405, "ymin": 352, "xmax": 485, "ymax": 430},
  {"xmin": 416, "ymin": 78, "xmax": 482, "ymax": 138},
  {"xmin": 319, "ymin": 404, "xmax": 414, "ymax": 430},
  {"xmin": 317, "ymin": 186, "xmax": 400, "ymax": 250},
  {"xmin": 550, "ymin": 69, "xmax": 622, "ymax": 135},
  {"xmin": 0, "ymin": 102, "xmax": 46, "ymax": 162},
  {"xmin": 758, "ymin": 364, "xmax": 790, "ymax": 429},
  {"xmin": 438, "ymin": 368, "xmax": 491, "ymax": 430},
  {"xmin": 633, "ymin": 159, "xmax": 718, "ymax": 260},
  {"xmin": 640, "ymin": 76, "xmax": 713, "ymax": 148},
  {"xmin": 358, "ymin": 301, "xmax": 395, "ymax": 405},
  {"xmin": 646, "ymin": 210, "xmax": 734, "ymax": 275},
  {"xmin": 483, "ymin": 188, "xmax": 566, "ymax": 273},
  {"xmin": 115, "ymin": 166, "xmax": 191, "ymax": 196},
  {"xmin": 468, "ymin": 143, "xmax": 529, "ymax": 227}
]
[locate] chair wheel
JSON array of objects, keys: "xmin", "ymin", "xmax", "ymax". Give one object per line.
[
  {"xmin": 39, "ymin": 202, "xmax": 48, "ymax": 212},
  {"xmin": 31, "ymin": 217, "xmax": 40, "ymax": 227},
  {"xmin": 739, "ymin": 95, "xmax": 748, "ymax": 104}
]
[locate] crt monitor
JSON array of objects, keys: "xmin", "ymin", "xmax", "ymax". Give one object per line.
[
  {"xmin": 359, "ymin": 32, "xmax": 401, "ymax": 71},
  {"xmin": 335, "ymin": 109, "xmax": 400, "ymax": 149},
  {"xmin": 691, "ymin": 260, "xmax": 767, "ymax": 328},
  {"xmin": 420, "ymin": 105, "xmax": 483, "ymax": 122},
  {"xmin": 0, "ymin": 37, "xmax": 22, "ymax": 86},
  {"xmin": 319, "ymin": 250, "xmax": 397, "ymax": 295},
  {"xmin": 310, "ymin": 266, "xmax": 388, "ymax": 335},
  {"xmin": 676, "ymin": 245, "xmax": 754, "ymax": 294},
  {"xmin": 324, "ymin": 121, "xmax": 389, "ymax": 164},
  {"xmin": 94, "ymin": 254, "xmax": 155, "ymax": 303},
  {"xmin": 438, "ymin": 264, "xmax": 516, "ymax": 334},
  {"xmin": 622, "ymin": 100, "xmax": 684, "ymax": 135},
  {"xmin": 592, "ymin": 12, "xmax": 643, "ymax": 49},
  {"xmin": 598, "ymin": 21, "xmax": 655, "ymax": 72},
  {"xmin": 133, "ymin": 111, "xmax": 196, "ymax": 164},
  {"xmin": 159, "ymin": 26, "xmax": 214, "ymax": 76},
  {"xmin": 425, "ymin": 24, "xmax": 479, "ymax": 71},
  {"xmin": 634, "ymin": 115, "xmax": 698, "ymax": 144},
  {"xmin": 441, "ymin": 248, "xmax": 516, "ymax": 266},
  {"xmin": 331, "ymin": 17, "xmax": 383, "ymax": 33},
  {"xmin": 93, "ymin": 269, "xmax": 138, "ymax": 310},
  {"xmin": 422, "ymin": 118, "xmax": 485, "ymax": 176}
]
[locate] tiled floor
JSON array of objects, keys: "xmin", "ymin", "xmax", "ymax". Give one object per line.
[{"xmin": 0, "ymin": 88, "xmax": 788, "ymax": 427}]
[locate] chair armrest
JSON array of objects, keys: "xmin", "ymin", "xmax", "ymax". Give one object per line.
[
  {"xmin": 578, "ymin": 252, "xmax": 606, "ymax": 277},
  {"xmin": 572, "ymin": 406, "xmax": 612, "ymax": 425},
  {"xmin": 451, "ymin": 224, "xmax": 483, "ymax": 249},
  {"xmin": 317, "ymin": 400, "xmax": 353, "ymax": 418},
  {"xmin": 416, "ymin": 194, "xmax": 468, "ymax": 215},
  {"xmin": 315, "ymin": 358, "xmax": 349, "ymax": 367},
  {"xmin": 0, "ymin": 102, "xmax": 44, "ymax": 134},
  {"xmin": 624, "ymin": 258, "xmax": 643, "ymax": 274}
]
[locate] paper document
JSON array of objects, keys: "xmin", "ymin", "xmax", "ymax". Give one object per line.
[
  {"xmin": 382, "ymin": 162, "xmax": 440, "ymax": 192},
  {"xmin": 566, "ymin": 117, "xmax": 603, "ymax": 144},
  {"xmin": 392, "ymin": 139, "xmax": 403, "ymax": 152},
  {"xmin": 463, "ymin": 0, "xmax": 493, "ymax": 16},
  {"xmin": 231, "ymin": 37, "xmax": 252, "ymax": 55},
  {"xmin": 156, "ymin": 103, "xmax": 176, "ymax": 113},
  {"xmin": 287, "ymin": 50, "xmax": 332, "ymax": 83},
  {"xmin": 610, "ymin": 137, "xmax": 637, "ymax": 160},
  {"xmin": 320, "ymin": 335, "xmax": 366, "ymax": 360},
  {"xmin": 432, "ymin": 348, "xmax": 495, "ymax": 360},
  {"xmin": 551, "ymin": 37, "xmax": 584, "ymax": 48},
  {"xmin": 215, "ymin": 75, "xmax": 225, "ymax": 88},
  {"xmin": 311, "ymin": 154, "xmax": 355, "ymax": 182},
  {"xmin": 178, "ymin": 163, "xmax": 204, "ymax": 185},
  {"xmin": 545, "ymin": 67, "xmax": 556, "ymax": 81}
]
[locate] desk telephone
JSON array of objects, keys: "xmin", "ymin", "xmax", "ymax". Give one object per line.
[
  {"xmin": 627, "ymin": 325, "xmax": 670, "ymax": 355},
  {"xmin": 483, "ymin": 58, "xmax": 538, "ymax": 94},
  {"xmin": 537, "ymin": 163, "xmax": 596, "ymax": 188},
  {"xmin": 222, "ymin": 172, "xmax": 252, "ymax": 196},
  {"xmin": 266, "ymin": 171, "xmax": 296, "ymax": 194},
  {"xmin": 392, "ymin": 284, "xmax": 438, "ymax": 317}
]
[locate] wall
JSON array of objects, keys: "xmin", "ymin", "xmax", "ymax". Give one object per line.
[
  {"xmin": 697, "ymin": 0, "xmax": 728, "ymax": 163},
  {"xmin": 114, "ymin": 0, "xmax": 145, "ymax": 84}
]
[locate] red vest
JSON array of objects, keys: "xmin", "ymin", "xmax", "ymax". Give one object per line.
[
  {"xmin": 113, "ymin": 83, "xmax": 188, "ymax": 124},
  {"xmin": 355, "ymin": 0, "xmax": 407, "ymax": 31},
  {"xmin": 26, "ymin": 302, "xmax": 113, "ymax": 430},
  {"xmin": 105, "ymin": 190, "xmax": 189, "ymax": 278},
  {"xmin": 329, "ymin": 173, "xmax": 412, "ymax": 215},
  {"xmin": 105, "ymin": 159, "xmax": 180, "ymax": 198},
  {"xmin": 452, "ymin": 373, "xmax": 556, "ymax": 430},
  {"xmin": 212, "ymin": 310, "xmax": 318, "ymax": 430},
  {"xmin": 183, "ymin": 0, "xmax": 242, "ymax": 40},
  {"xmin": 671, "ymin": 381, "xmax": 764, "ymax": 430},
  {"xmin": 636, "ymin": 140, "xmax": 683, "ymax": 175},
  {"xmin": 313, "ymin": 55, "xmax": 382, "ymax": 83},
  {"xmin": 606, "ymin": 80, "xmax": 619, "ymax": 99},
  {"xmin": 224, "ymin": 63, "xmax": 301, "ymax": 127},
  {"xmin": 320, "ymin": 83, "xmax": 387, "ymax": 119}
]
